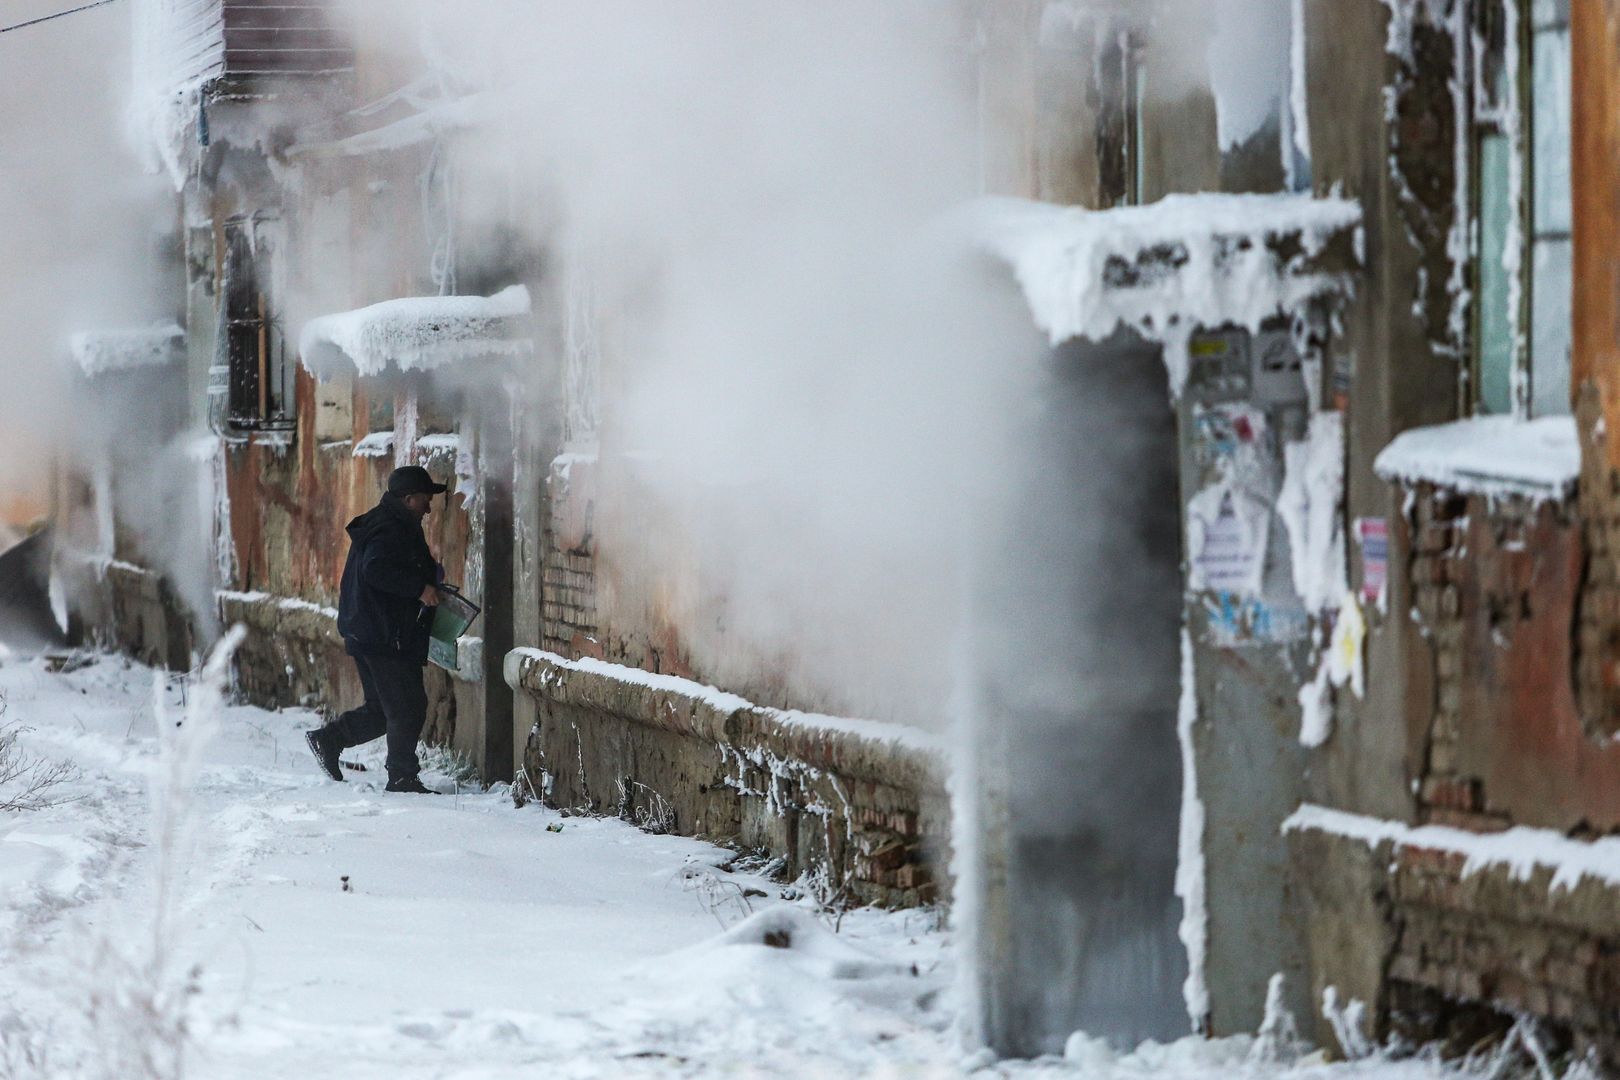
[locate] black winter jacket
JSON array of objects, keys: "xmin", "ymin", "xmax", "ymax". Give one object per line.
[{"xmin": 337, "ymin": 493, "xmax": 436, "ymax": 663}]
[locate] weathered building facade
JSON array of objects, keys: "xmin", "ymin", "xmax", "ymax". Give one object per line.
[{"xmin": 46, "ymin": 0, "xmax": 1620, "ymax": 1066}]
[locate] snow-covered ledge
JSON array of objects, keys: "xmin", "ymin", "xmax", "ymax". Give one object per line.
[
  {"xmin": 1373, "ymin": 416, "xmax": 1579, "ymax": 502},
  {"xmin": 298, "ymin": 286, "xmax": 533, "ymax": 380},
  {"xmin": 504, "ymin": 648, "xmax": 944, "ymax": 787},
  {"xmin": 70, "ymin": 323, "xmax": 184, "ymax": 378},
  {"xmin": 1286, "ymin": 802, "xmax": 1620, "ymax": 893}
]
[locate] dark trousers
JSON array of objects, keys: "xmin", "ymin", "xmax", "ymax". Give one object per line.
[{"xmin": 330, "ymin": 652, "xmax": 428, "ymax": 780}]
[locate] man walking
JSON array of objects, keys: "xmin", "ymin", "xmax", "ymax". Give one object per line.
[{"xmin": 306, "ymin": 465, "xmax": 446, "ymax": 794}]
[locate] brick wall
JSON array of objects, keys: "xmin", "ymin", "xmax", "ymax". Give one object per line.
[
  {"xmin": 506, "ymin": 648, "xmax": 948, "ymax": 908},
  {"xmin": 1293, "ymin": 469, "xmax": 1620, "ymax": 1060},
  {"xmin": 540, "ymin": 453, "xmax": 602, "ymax": 659},
  {"xmin": 1398, "ymin": 482, "xmax": 1620, "ymax": 833},
  {"xmin": 1291, "ymin": 820, "xmax": 1620, "ymax": 1068},
  {"xmin": 539, "ymin": 547, "xmax": 599, "ymax": 658}
]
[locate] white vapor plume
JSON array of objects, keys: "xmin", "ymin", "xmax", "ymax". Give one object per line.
[{"xmin": 342, "ymin": 0, "xmax": 1044, "ymax": 722}]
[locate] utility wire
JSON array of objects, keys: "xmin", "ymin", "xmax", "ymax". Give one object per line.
[{"xmin": 0, "ymin": 0, "xmax": 122, "ymax": 35}]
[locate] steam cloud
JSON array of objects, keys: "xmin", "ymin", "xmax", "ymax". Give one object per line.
[{"xmin": 339, "ymin": 0, "xmax": 1048, "ymax": 722}]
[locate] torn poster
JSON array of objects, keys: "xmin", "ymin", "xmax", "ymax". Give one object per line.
[
  {"xmin": 1187, "ymin": 484, "xmax": 1271, "ymax": 598},
  {"xmin": 1356, "ymin": 517, "xmax": 1388, "ymax": 607}
]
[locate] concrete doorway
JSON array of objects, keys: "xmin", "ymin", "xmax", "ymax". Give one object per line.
[{"xmin": 975, "ymin": 330, "xmax": 1185, "ymax": 1056}]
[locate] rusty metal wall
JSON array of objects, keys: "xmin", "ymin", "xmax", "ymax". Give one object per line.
[{"xmin": 1571, "ymin": 0, "xmax": 1620, "ymax": 467}]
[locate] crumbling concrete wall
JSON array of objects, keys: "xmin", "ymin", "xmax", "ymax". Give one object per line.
[{"xmin": 506, "ymin": 648, "xmax": 948, "ymax": 907}]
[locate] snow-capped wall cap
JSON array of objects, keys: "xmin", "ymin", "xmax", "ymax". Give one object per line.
[
  {"xmin": 69, "ymin": 323, "xmax": 185, "ymax": 378},
  {"xmin": 298, "ymin": 286, "xmax": 533, "ymax": 381},
  {"xmin": 963, "ymin": 192, "xmax": 1361, "ymax": 393},
  {"xmin": 1373, "ymin": 415, "xmax": 1580, "ymax": 502}
]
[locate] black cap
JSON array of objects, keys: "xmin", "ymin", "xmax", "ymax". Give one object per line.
[{"xmin": 387, "ymin": 465, "xmax": 448, "ymax": 497}]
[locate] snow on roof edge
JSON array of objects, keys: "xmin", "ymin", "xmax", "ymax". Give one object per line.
[
  {"xmin": 1372, "ymin": 415, "xmax": 1579, "ymax": 501},
  {"xmin": 964, "ymin": 192, "xmax": 1362, "ymax": 393}
]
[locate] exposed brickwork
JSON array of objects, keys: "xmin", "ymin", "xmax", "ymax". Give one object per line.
[
  {"xmin": 1298, "ymin": 467, "xmax": 1620, "ymax": 1060},
  {"xmin": 87, "ymin": 561, "xmax": 196, "ymax": 672},
  {"xmin": 1405, "ymin": 486, "xmax": 1524, "ymax": 831},
  {"xmin": 1388, "ymin": 843, "xmax": 1620, "ymax": 1066},
  {"xmin": 539, "ymin": 453, "xmax": 601, "ymax": 659},
  {"xmin": 508, "ymin": 649, "xmax": 948, "ymax": 908},
  {"xmin": 539, "ymin": 546, "xmax": 599, "ymax": 658},
  {"xmin": 1291, "ymin": 824, "xmax": 1620, "ymax": 1066},
  {"xmin": 1398, "ymin": 482, "xmax": 1618, "ymax": 833},
  {"xmin": 1575, "ymin": 384, "xmax": 1620, "ymax": 737}
]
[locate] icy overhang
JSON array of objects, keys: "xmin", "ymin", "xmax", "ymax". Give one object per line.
[
  {"xmin": 69, "ymin": 324, "xmax": 184, "ymax": 378},
  {"xmin": 967, "ymin": 193, "xmax": 1362, "ymax": 393},
  {"xmin": 1373, "ymin": 416, "xmax": 1580, "ymax": 502},
  {"xmin": 298, "ymin": 286, "xmax": 533, "ymax": 380}
]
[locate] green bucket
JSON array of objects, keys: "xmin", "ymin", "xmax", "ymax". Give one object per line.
[{"xmin": 427, "ymin": 585, "xmax": 481, "ymax": 672}]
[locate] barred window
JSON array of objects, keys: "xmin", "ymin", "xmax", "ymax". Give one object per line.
[{"xmin": 223, "ymin": 216, "xmax": 295, "ymax": 430}]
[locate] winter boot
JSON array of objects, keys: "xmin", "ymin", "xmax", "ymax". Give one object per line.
[
  {"xmin": 305, "ymin": 726, "xmax": 345, "ymax": 783},
  {"xmin": 385, "ymin": 775, "xmax": 437, "ymax": 795}
]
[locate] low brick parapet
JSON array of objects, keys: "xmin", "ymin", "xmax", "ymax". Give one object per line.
[
  {"xmin": 1286, "ymin": 803, "xmax": 1620, "ymax": 1064},
  {"xmin": 504, "ymin": 647, "xmax": 950, "ymax": 906}
]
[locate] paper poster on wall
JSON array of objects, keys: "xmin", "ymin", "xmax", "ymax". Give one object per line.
[
  {"xmin": 1356, "ymin": 517, "xmax": 1388, "ymax": 607},
  {"xmin": 1187, "ymin": 485, "xmax": 1270, "ymax": 598}
]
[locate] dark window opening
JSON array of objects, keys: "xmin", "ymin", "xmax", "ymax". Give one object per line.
[{"xmin": 224, "ymin": 217, "xmax": 295, "ymax": 431}]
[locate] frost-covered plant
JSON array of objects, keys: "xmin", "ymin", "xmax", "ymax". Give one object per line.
[
  {"xmin": 616, "ymin": 776, "xmax": 675, "ymax": 835},
  {"xmin": 417, "ymin": 742, "xmax": 481, "ymax": 791},
  {"xmin": 79, "ymin": 626, "xmax": 245, "ymax": 1080},
  {"xmin": 798, "ymin": 863, "xmax": 850, "ymax": 934},
  {"xmin": 0, "ymin": 692, "xmax": 77, "ymax": 813},
  {"xmin": 677, "ymin": 860, "xmax": 755, "ymax": 928}
]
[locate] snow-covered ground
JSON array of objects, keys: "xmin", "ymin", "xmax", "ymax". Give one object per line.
[{"xmin": 0, "ymin": 651, "xmax": 1487, "ymax": 1078}]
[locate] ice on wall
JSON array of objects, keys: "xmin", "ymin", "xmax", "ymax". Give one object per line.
[
  {"xmin": 1373, "ymin": 415, "xmax": 1579, "ymax": 501},
  {"xmin": 128, "ymin": 0, "xmax": 220, "ymax": 188},
  {"xmin": 298, "ymin": 286, "xmax": 533, "ymax": 379},
  {"xmin": 1289, "ymin": 0, "xmax": 1315, "ymax": 170},
  {"xmin": 1297, "ymin": 591, "xmax": 1366, "ymax": 749},
  {"xmin": 1277, "ymin": 410, "xmax": 1347, "ymax": 613},
  {"xmin": 70, "ymin": 323, "xmax": 184, "ymax": 377},
  {"xmin": 966, "ymin": 193, "xmax": 1360, "ymax": 396},
  {"xmin": 1175, "ymin": 629, "xmax": 1209, "ymax": 1027}
]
